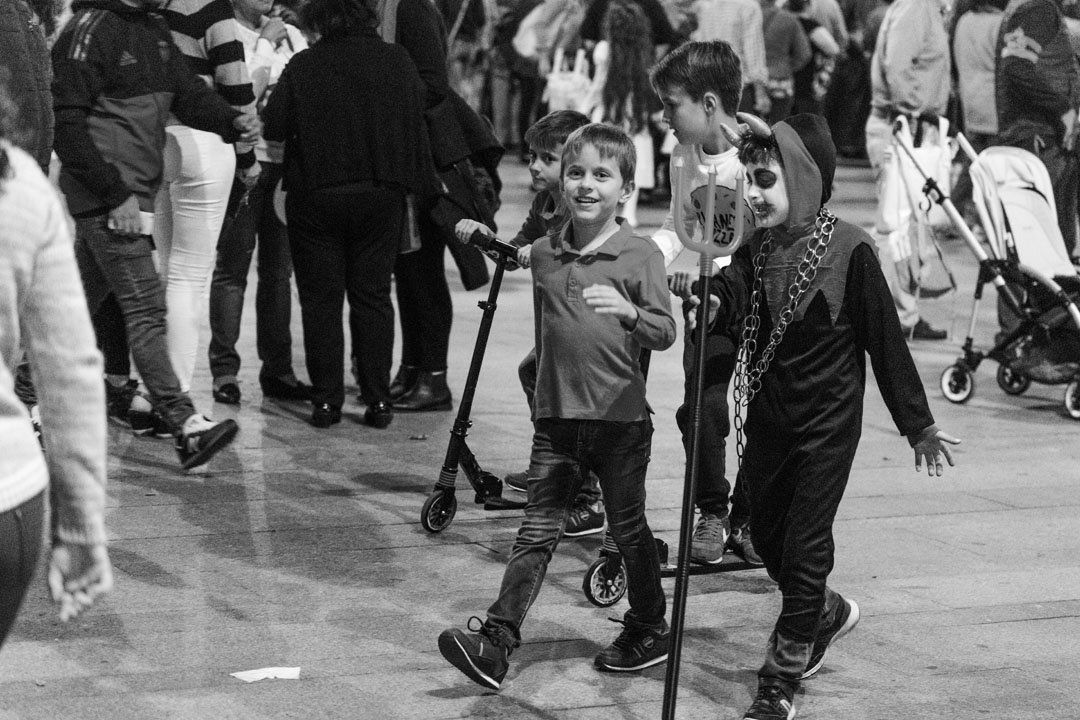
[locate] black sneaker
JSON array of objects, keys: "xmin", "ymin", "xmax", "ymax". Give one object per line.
[
  {"xmin": 438, "ymin": 617, "xmax": 512, "ymax": 691},
  {"xmin": 726, "ymin": 523, "xmax": 764, "ymax": 566},
  {"xmin": 744, "ymin": 684, "xmax": 795, "ymax": 720},
  {"xmin": 129, "ymin": 394, "xmax": 173, "ymax": 438},
  {"xmin": 594, "ymin": 618, "xmax": 669, "ymax": 672},
  {"xmin": 801, "ymin": 596, "xmax": 860, "ymax": 679},
  {"xmin": 503, "ymin": 470, "xmax": 528, "ymax": 493},
  {"xmin": 690, "ymin": 511, "xmax": 730, "ymax": 564},
  {"xmin": 909, "ymin": 319, "xmax": 947, "ymax": 341},
  {"xmin": 213, "ymin": 382, "xmax": 241, "ymax": 405},
  {"xmin": 564, "ymin": 500, "xmax": 605, "ymax": 538},
  {"xmin": 175, "ymin": 417, "xmax": 239, "ymax": 470},
  {"xmin": 105, "ymin": 378, "xmax": 139, "ymax": 427}
]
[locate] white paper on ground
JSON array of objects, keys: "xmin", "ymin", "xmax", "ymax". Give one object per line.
[{"xmin": 230, "ymin": 667, "xmax": 301, "ymax": 682}]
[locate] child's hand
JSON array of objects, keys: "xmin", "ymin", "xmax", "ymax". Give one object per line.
[
  {"xmin": 516, "ymin": 244, "xmax": 533, "ymax": 269},
  {"xmin": 668, "ymin": 271, "xmax": 695, "ymax": 300},
  {"xmin": 583, "ymin": 284, "xmax": 638, "ymax": 324},
  {"xmin": 685, "ymin": 294, "xmax": 720, "ymax": 332},
  {"xmin": 454, "ymin": 219, "xmax": 493, "ymax": 244},
  {"xmin": 908, "ymin": 424, "xmax": 961, "ymax": 477}
]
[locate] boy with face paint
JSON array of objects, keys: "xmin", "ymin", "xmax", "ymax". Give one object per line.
[{"xmin": 704, "ymin": 112, "xmax": 961, "ymax": 720}]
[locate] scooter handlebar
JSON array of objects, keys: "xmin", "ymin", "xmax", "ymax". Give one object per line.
[{"xmin": 469, "ymin": 229, "xmax": 518, "ymax": 260}]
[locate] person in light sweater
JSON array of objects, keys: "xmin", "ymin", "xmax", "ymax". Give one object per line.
[{"xmin": 0, "ymin": 123, "xmax": 112, "ymax": 645}]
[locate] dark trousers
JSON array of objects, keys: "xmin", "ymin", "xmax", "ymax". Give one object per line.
[
  {"xmin": 287, "ymin": 186, "xmax": 403, "ymax": 408},
  {"xmin": 95, "ymin": 296, "xmax": 131, "ymax": 377},
  {"xmin": 744, "ymin": 430, "xmax": 857, "ymax": 693},
  {"xmin": 676, "ymin": 328, "xmax": 749, "ymax": 523},
  {"xmin": 392, "ymin": 213, "xmax": 452, "ymax": 372},
  {"xmin": 0, "ymin": 491, "xmax": 44, "ymax": 647},
  {"xmin": 209, "ymin": 164, "xmax": 296, "ymax": 385},
  {"xmin": 486, "ymin": 417, "xmax": 665, "ymax": 642},
  {"xmin": 74, "ymin": 215, "xmax": 196, "ymax": 433}
]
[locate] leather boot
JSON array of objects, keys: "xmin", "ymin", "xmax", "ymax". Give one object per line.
[
  {"xmin": 392, "ymin": 371, "xmax": 452, "ymax": 412},
  {"xmin": 389, "ymin": 365, "xmax": 421, "ymax": 401}
]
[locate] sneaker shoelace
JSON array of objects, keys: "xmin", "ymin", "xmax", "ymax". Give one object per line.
[
  {"xmin": 694, "ymin": 514, "xmax": 727, "ymax": 542},
  {"xmin": 468, "ymin": 616, "xmax": 514, "ymax": 653},
  {"xmin": 754, "ymin": 685, "xmax": 789, "ymax": 708},
  {"xmin": 606, "ymin": 617, "xmax": 646, "ymax": 653}
]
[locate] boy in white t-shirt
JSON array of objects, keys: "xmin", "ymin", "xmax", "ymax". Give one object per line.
[{"xmin": 649, "ymin": 40, "xmax": 761, "ymax": 565}]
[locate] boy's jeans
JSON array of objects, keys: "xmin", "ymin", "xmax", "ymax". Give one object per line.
[
  {"xmin": 486, "ymin": 417, "xmax": 665, "ymax": 642},
  {"xmin": 73, "ymin": 214, "xmax": 196, "ymax": 433}
]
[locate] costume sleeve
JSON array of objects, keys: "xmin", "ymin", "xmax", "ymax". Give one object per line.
[
  {"xmin": 20, "ymin": 178, "xmax": 108, "ymax": 546},
  {"xmin": 704, "ymin": 242, "xmax": 755, "ymax": 336},
  {"xmin": 168, "ymin": 40, "xmax": 241, "ymax": 141},
  {"xmin": 626, "ymin": 250, "xmax": 677, "ymax": 351},
  {"xmin": 50, "ymin": 13, "xmax": 132, "ymax": 209},
  {"xmin": 999, "ymin": 0, "xmax": 1080, "ymax": 122},
  {"xmin": 847, "ymin": 242, "xmax": 935, "ymax": 435}
]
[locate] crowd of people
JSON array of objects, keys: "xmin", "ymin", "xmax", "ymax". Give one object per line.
[{"xmin": 5, "ymin": 0, "xmax": 1078, "ymax": 713}]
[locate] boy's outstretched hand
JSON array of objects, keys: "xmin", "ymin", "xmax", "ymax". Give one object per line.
[
  {"xmin": 908, "ymin": 424, "xmax": 961, "ymax": 477},
  {"xmin": 584, "ymin": 284, "xmax": 639, "ymax": 327}
]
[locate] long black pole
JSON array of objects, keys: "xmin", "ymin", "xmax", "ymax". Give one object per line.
[{"xmin": 661, "ymin": 255, "xmax": 713, "ymax": 719}]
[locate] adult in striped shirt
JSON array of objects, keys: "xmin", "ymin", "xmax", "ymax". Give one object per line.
[{"xmin": 155, "ymin": 0, "xmax": 259, "ymax": 396}]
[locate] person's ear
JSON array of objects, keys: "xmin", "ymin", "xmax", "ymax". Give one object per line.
[
  {"xmin": 620, "ymin": 180, "xmax": 636, "ymax": 205},
  {"xmin": 701, "ymin": 92, "xmax": 720, "ymax": 116}
]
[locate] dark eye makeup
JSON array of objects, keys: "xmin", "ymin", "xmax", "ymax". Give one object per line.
[{"xmin": 752, "ymin": 169, "xmax": 777, "ymax": 189}]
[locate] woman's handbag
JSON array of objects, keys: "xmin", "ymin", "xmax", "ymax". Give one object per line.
[{"xmin": 543, "ymin": 47, "xmax": 595, "ymax": 115}]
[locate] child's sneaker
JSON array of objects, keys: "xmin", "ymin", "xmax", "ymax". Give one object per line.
[
  {"xmin": 743, "ymin": 684, "xmax": 795, "ymax": 720},
  {"xmin": 175, "ymin": 415, "xmax": 239, "ymax": 470},
  {"xmin": 726, "ymin": 522, "xmax": 764, "ymax": 566},
  {"xmin": 437, "ymin": 617, "xmax": 513, "ymax": 690},
  {"xmin": 105, "ymin": 378, "xmax": 139, "ymax": 427},
  {"xmin": 690, "ymin": 511, "xmax": 730, "ymax": 564},
  {"xmin": 564, "ymin": 500, "xmax": 605, "ymax": 537},
  {"xmin": 801, "ymin": 596, "xmax": 859, "ymax": 679},
  {"xmin": 129, "ymin": 394, "xmax": 172, "ymax": 438},
  {"xmin": 503, "ymin": 470, "xmax": 528, "ymax": 493},
  {"xmin": 594, "ymin": 618, "xmax": 669, "ymax": 672}
]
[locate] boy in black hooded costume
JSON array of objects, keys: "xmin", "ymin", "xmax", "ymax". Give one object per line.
[{"xmin": 700, "ymin": 112, "xmax": 961, "ymax": 720}]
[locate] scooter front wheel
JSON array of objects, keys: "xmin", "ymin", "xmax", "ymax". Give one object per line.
[
  {"xmin": 421, "ymin": 490, "xmax": 458, "ymax": 533},
  {"xmin": 582, "ymin": 556, "xmax": 627, "ymax": 608}
]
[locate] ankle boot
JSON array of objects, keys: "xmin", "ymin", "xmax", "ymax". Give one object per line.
[
  {"xmin": 389, "ymin": 365, "xmax": 421, "ymax": 401},
  {"xmin": 392, "ymin": 371, "xmax": 452, "ymax": 412}
]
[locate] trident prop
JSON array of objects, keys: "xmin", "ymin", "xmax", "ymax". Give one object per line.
[{"xmin": 661, "ymin": 115, "xmax": 758, "ymax": 720}]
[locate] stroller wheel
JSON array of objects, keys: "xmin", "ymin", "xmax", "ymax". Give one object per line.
[
  {"xmin": 940, "ymin": 364, "xmax": 975, "ymax": 404},
  {"xmin": 582, "ymin": 556, "xmax": 627, "ymax": 608},
  {"xmin": 996, "ymin": 365, "xmax": 1031, "ymax": 396},
  {"xmin": 420, "ymin": 490, "xmax": 458, "ymax": 533},
  {"xmin": 1064, "ymin": 380, "xmax": 1080, "ymax": 420}
]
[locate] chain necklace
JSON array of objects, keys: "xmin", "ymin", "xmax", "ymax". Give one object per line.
[{"xmin": 732, "ymin": 207, "xmax": 836, "ymax": 467}]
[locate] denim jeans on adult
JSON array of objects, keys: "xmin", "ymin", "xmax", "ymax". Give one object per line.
[
  {"xmin": 208, "ymin": 163, "xmax": 296, "ymax": 386},
  {"xmin": 486, "ymin": 417, "xmax": 665, "ymax": 642},
  {"xmin": 73, "ymin": 214, "xmax": 196, "ymax": 433}
]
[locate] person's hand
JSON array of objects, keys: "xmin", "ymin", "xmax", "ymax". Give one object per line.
[
  {"xmin": 233, "ymin": 113, "xmax": 262, "ymax": 145},
  {"xmin": 454, "ymin": 218, "xmax": 493, "ymax": 244},
  {"xmin": 238, "ymin": 160, "xmax": 261, "ymax": 190},
  {"xmin": 685, "ymin": 293, "xmax": 720, "ymax": 332},
  {"xmin": 259, "ymin": 17, "xmax": 289, "ymax": 46},
  {"xmin": 668, "ymin": 271, "xmax": 695, "ymax": 300},
  {"xmin": 908, "ymin": 424, "xmax": 961, "ymax": 477},
  {"xmin": 107, "ymin": 195, "xmax": 142, "ymax": 236},
  {"xmin": 516, "ymin": 244, "xmax": 533, "ymax": 269},
  {"xmin": 48, "ymin": 542, "xmax": 112, "ymax": 622},
  {"xmin": 583, "ymin": 284, "xmax": 637, "ymax": 324}
]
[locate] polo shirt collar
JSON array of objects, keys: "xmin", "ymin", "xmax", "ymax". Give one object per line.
[{"xmin": 556, "ymin": 218, "xmax": 633, "ymax": 258}]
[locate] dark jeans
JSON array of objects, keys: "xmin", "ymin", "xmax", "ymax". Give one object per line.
[
  {"xmin": 0, "ymin": 491, "xmax": 44, "ymax": 647},
  {"xmin": 95, "ymin": 296, "xmax": 131, "ymax": 377},
  {"xmin": 516, "ymin": 349, "xmax": 602, "ymax": 506},
  {"xmin": 209, "ymin": 164, "xmax": 296, "ymax": 385},
  {"xmin": 74, "ymin": 214, "xmax": 196, "ymax": 432},
  {"xmin": 676, "ymin": 328, "xmax": 749, "ymax": 523},
  {"xmin": 391, "ymin": 212, "xmax": 452, "ymax": 372},
  {"xmin": 287, "ymin": 185, "xmax": 403, "ymax": 408},
  {"xmin": 486, "ymin": 417, "xmax": 665, "ymax": 642}
]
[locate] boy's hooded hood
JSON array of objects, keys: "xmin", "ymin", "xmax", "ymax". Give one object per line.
[{"xmin": 773, "ymin": 113, "xmax": 836, "ymax": 231}]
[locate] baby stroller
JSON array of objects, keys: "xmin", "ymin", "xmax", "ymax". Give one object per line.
[{"xmin": 896, "ymin": 123, "xmax": 1080, "ymax": 418}]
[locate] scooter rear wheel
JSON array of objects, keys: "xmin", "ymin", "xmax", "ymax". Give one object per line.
[
  {"xmin": 582, "ymin": 556, "xmax": 627, "ymax": 608},
  {"xmin": 421, "ymin": 490, "xmax": 458, "ymax": 533}
]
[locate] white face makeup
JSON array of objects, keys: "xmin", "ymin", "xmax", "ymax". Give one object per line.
[{"xmin": 745, "ymin": 159, "xmax": 790, "ymax": 228}]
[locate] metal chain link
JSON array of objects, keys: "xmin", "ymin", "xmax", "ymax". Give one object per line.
[{"xmin": 732, "ymin": 208, "xmax": 836, "ymax": 468}]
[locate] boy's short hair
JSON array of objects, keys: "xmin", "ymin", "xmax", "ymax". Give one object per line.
[
  {"xmin": 561, "ymin": 124, "xmax": 636, "ymax": 187},
  {"xmin": 735, "ymin": 132, "xmax": 782, "ymax": 169},
  {"xmin": 524, "ymin": 110, "xmax": 592, "ymax": 152},
  {"xmin": 650, "ymin": 41, "xmax": 743, "ymax": 116}
]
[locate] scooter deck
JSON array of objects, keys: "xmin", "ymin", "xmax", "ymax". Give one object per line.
[{"xmin": 660, "ymin": 557, "xmax": 759, "ymax": 577}]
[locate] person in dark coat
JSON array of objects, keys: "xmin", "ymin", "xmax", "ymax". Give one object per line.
[
  {"xmin": 702, "ymin": 113, "xmax": 960, "ymax": 720},
  {"xmin": 263, "ymin": 0, "xmax": 435, "ymax": 429}
]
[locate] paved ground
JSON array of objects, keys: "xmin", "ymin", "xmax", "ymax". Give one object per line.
[{"xmin": 2, "ymin": 157, "xmax": 1079, "ymax": 720}]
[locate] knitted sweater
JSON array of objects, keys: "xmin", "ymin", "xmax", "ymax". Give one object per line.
[{"xmin": 0, "ymin": 142, "xmax": 107, "ymax": 545}]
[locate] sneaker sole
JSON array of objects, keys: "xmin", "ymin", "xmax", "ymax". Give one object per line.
[
  {"xmin": 180, "ymin": 421, "xmax": 239, "ymax": 470},
  {"xmin": 801, "ymin": 600, "xmax": 860, "ymax": 680},
  {"xmin": 437, "ymin": 632, "xmax": 502, "ymax": 691},
  {"xmin": 595, "ymin": 651, "xmax": 668, "ymax": 672},
  {"xmin": 563, "ymin": 524, "xmax": 605, "ymax": 538},
  {"xmin": 690, "ymin": 549, "xmax": 727, "ymax": 565},
  {"xmin": 745, "ymin": 705, "xmax": 796, "ymax": 720}
]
